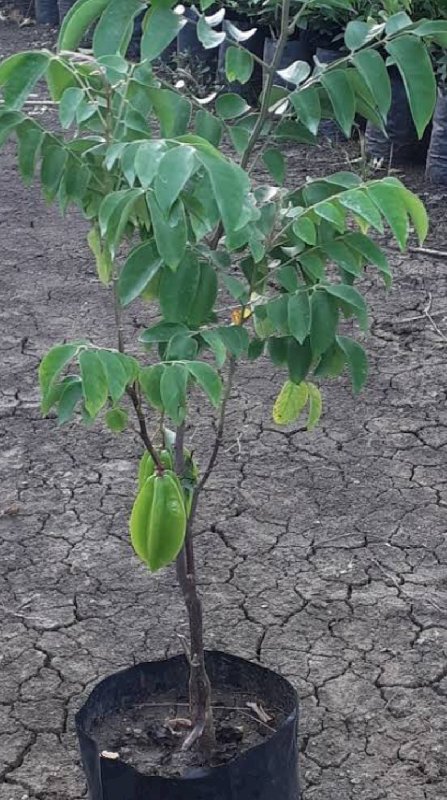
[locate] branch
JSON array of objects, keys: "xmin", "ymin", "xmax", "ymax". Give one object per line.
[
  {"xmin": 240, "ymin": 0, "xmax": 292, "ymax": 171},
  {"xmin": 127, "ymin": 385, "xmax": 165, "ymax": 471}
]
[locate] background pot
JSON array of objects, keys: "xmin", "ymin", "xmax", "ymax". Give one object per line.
[
  {"xmin": 264, "ymin": 33, "xmax": 313, "ymax": 90},
  {"xmin": 76, "ymin": 650, "xmax": 300, "ymax": 800},
  {"xmin": 426, "ymin": 89, "xmax": 447, "ymax": 184},
  {"xmin": 35, "ymin": 0, "xmax": 59, "ymax": 24},
  {"xmin": 217, "ymin": 21, "xmax": 267, "ymax": 104},
  {"xmin": 177, "ymin": 7, "xmax": 219, "ymax": 80},
  {"xmin": 365, "ymin": 67, "xmax": 430, "ymax": 165},
  {"xmin": 57, "ymin": 0, "xmax": 77, "ymax": 23}
]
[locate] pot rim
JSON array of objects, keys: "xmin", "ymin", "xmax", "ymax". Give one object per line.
[{"xmin": 75, "ymin": 649, "xmax": 298, "ymax": 783}]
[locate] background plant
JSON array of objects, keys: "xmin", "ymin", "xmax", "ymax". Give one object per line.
[{"xmin": 1, "ymin": 0, "xmax": 446, "ymax": 755}]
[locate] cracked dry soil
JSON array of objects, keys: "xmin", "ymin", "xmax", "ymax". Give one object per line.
[{"xmin": 1, "ymin": 20, "xmax": 447, "ymax": 800}]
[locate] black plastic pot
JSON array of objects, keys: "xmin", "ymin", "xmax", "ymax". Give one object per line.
[
  {"xmin": 217, "ymin": 21, "xmax": 267, "ymax": 104},
  {"xmin": 76, "ymin": 650, "xmax": 300, "ymax": 800},
  {"xmin": 365, "ymin": 67, "xmax": 430, "ymax": 166},
  {"xmin": 264, "ymin": 34, "xmax": 313, "ymax": 90},
  {"xmin": 35, "ymin": 0, "xmax": 59, "ymax": 24},
  {"xmin": 177, "ymin": 7, "xmax": 219, "ymax": 77},
  {"xmin": 426, "ymin": 90, "xmax": 447, "ymax": 184},
  {"xmin": 57, "ymin": 0, "xmax": 76, "ymax": 22}
]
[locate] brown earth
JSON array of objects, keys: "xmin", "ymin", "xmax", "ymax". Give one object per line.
[{"xmin": 1, "ymin": 16, "xmax": 447, "ymax": 800}]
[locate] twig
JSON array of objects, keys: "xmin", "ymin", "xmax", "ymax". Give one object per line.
[
  {"xmin": 197, "ymin": 357, "xmax": 237, "ymax": 495},
  {"xmin": 127, "ymin": 385, "xmax": 164, "ymax": 470},
  {"xmin": 385, "ymin": 243, "xmax": 447, "ymax": 260}
]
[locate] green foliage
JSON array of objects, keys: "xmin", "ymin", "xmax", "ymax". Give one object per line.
[{"xmin": 0, "ymin": 0, "xmax": 443, "ymax": 574}]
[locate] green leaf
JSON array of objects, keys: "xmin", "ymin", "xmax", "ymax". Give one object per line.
[
  {"xmin": 368, "ymin": 182, "xmax": 409, "ymax": 249},
  {"xmin": 337, "ymin": 335, "xmax": 368, "ymax": 393},
  {"xmin": 310, "ymin": 290, "xmax": 339, "ymax": 356},
  {"xmin": 399, "ymin": 185, "xmax": 429, "ymax": 243},
  {"xmin": 273, "ymin": 380, "xmax": 309, "ymax": 425},
  {"xmin": 154, "ymin": 145, "xmax": 196, "ymax": 213},
  {"xmin": 352, "ymin": 50, "xmax": 391, "ymax": 123},
  {"xmin": 314, "ymin": 200, "xmax": 346, "ymax": 232},
  {"xmin": 139, "ymin": 364, "xmax": 164, "ymax": 411},
  {"xmin": 385, "ymin": 35, "xmax": 436, "ymax": 139},
  {"xmin": 59, "ymin": 87, "xmax": 84, "ymax": 129},
  {"xmin": 57, "ymin": 377, "xmax": 83, "ymax": 424},
  {"xmin": 344, "ymin": 20, "xmax": 374, "ymax": 51},
  {"xmin": 134, "ymin": 141, "xmax": 167, "ymax": 189},
  {"xmin": 345, "ymin": 232, "xmax": 391, "ymax": 286},
  {"xmin": 300, "ymin": 250, "xmax": 325, "ymax": 281},
  {"xmin": 321, "ymin": 70, "xmax": 356, "ymax": 138},
  {"xmin": 196, "ymin": 148, "xmax": 250, "ymax": 236},
  {"xmin": 225, "ymin": 46, "xmax": 253, "ymax": 85},
  {"xmin": 79, "ymin": 350, "xmax": 108, "ymax": 418},
  {"xmin": 248, "ymin": 338, "xmax": 265, "ymax": 360},
  {"xmin": 160, "ymin": 251, "xmax": 201, "ymax": 322},
  {"xmin": 166, "ymin": 333, "xmax": 198, "ymax": 361},
  {"xmin": 93, "ymin": 0, "xmax": 144, "ymax": 57},
  {"xmin": 146, "ymin": 195, "xmax": 187, "ymax": 270},
  {"xmin": 0, "ymin": 52, "xmax": 49, "ymax": 110},
  {"xmin": 87, "ymin": 227, "xmax": 113, "ymax": 286},
  {"xmin": 139, "ymin": 322, "xmax": 190, "ymax": 345},
  {"xmin": 306, "ymin": 382, "xmax": 322, "ymax": 431},
  {"xmin": 262, "ymin": 148, "xmax": 285, "ymax": 185},
  {"xmin": 275, "ymin": 120, "xmax": 317, "ymax": 145},
  {"xmin": 197, "ymin": 16, "xmax": 226, "ymax": 49},
  {"xmin": 325, "ymin": 284, "xmax": 368, "ymax": 331},
  {"xmin": 267, "ymin": 336, "xmax": 289, "ymax": 365},
  {"xmin": 105, "ymin": 408, "xmax": 128, "ymax": 432},
  {"xmin": 277, "ymin": 265, "xmax": 298, "ymax": 293},
  {"xmin": 290, "ymin": 87, "xmax": 321, "ymax": 136},
  {"xmin": 0, "ymin": 110, "xmax": 23, "ymax": 146},
  {"xmin": 186, "ymin": 361, "xmax": 222, "ymax": 407},
  {"xmin": 288, "ymin": 292, "xmax": 311, "ymax": 344},
  {"xmin": 195, "ymin": 110, "xmax": 223, "ymax": 147},
  {"xmin": 287, "ymin": 338, "xmax": 312, "ymax": 384},
  {"xmin": 100, "ymin": 188, "xmax": 143, "ymax": 252},
  {"xmin": 277, "ymin": 60, "xmax": 310, "ymax": 86},
  {"xmin": 63, "ymin": 156, "xmax": 90, "ymax": 208},
  {"xmin": 148, "ymin": 88, "xmax": 191, "ymax": 137},
  {"xmin": 97, "ymin": 349, "xmax": 132, "ymax": 404},
  {"xmin": 216, "ymin": 93, "xmax": 250, "ymax": 120},
  {"xmin": 121, "ymin": 141, "xmax": 140, "ymax": 187},
  {"xmin": 266, "ymin": 295, "xmax": 289, "ymax": 334},
  {"xmin": 314, "ymin": 341, "xmax": 346, "ymax": 378},
  {"xmin": 58, "ymin": 0, "xmax": 109, "ymax": 50},
  {"xmin": 46, "ymin": 57, "xmax": 78, "ymax": 101},
  {"xmin": 222, "ymin": 274, "xmax": 249, "ymax": 302},
  {"xmin": 39, "ymin": 343, "xmax": 80, "ymax": 413},
  {"xmin": 385, "ymin": 11, "xmax": 412, "ymax": 36},
  {"xmin": 187, "ymin": 260, "xmax": 218, "ymax": 328},
  {"xmin": 339, "ymin": 188, "xmax": 384, "ymax": 231},
  {"xmin": 322, "ymin": 240, "xmax": 363, "ymax": 277},
  {"xmin": 118, "ymin": 240, "xmax": 163, "ymax": 306},
  {"xmin": 216, "ymin": 325, "xmax": 249, "ymax": 357},
  {"xmin": 201, "ymin": 330, "xmax": 227, "ymax": 367},
  {"xmin": 229, "ymin": 125, "xmax": 250, "ymax": 154},
  {"xmin": 293, "ymin": 216, "xmax": 316, "ymax": 245},
  {"xmin": 141, "ymin": 6, "xmax": 186, "ymax": 61},
  {"xmin": 41, "ymin": 144, "xmax": 67, "ymax": 202},
  {"xmin": 160, "ymin": 363, "xmax": 188, "ymax": 424},
  {"xmin": 16, "ymin": 119, "xmax": 44, "ymax": 184}
]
